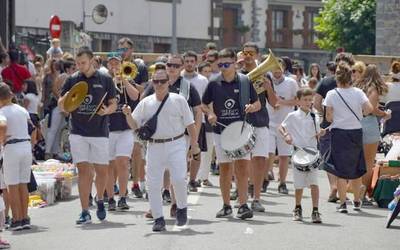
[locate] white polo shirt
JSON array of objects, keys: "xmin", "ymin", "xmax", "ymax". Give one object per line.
[
  {"xmin": 281, "ymin": 109, "xmax": 320, "ymax": 148},
  {"xmin": 267, "ymin": 77, "xmax": 299, "ymax": 128},
  {"xmin": 132, "ymin": 92, "xmax": 194, "ymax": 139}
]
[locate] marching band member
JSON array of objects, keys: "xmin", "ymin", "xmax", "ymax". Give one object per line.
[
  {"xmin": 59, "ymin": 47, "xmax": 117, "ymax": 224},
  {"xmin": 105, "ymin": 55, "xmax": 140, "ymax": 210},
  {"xmin": 279, "ymin": 88, "xmax": 322, "ymax": 223},
  {"xmin": 239, "ymin": 42, "xmax": 278, "ymax": 212},
  {"xmin": 202, "ymin": 48, "xmax": 260, "ymax": 219}
]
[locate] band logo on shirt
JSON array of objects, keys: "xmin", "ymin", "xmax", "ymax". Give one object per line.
[
  {"xmin": 221, "ymin": 98, "xmax": 240, "ymax": 119},
  {"xmin": 77, "ymin": 94, "xmax": 97, "ymax": 115}
]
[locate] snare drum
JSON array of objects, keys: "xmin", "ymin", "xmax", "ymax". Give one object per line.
[
  {"xmin": 292, "ymin": 147, "xmax": 321, "ymax": 172},
  {"xmin": 220, "ymin": 121, "xmax": 256, "ymax": 159}
]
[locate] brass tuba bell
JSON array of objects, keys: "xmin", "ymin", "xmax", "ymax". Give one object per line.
[
  {"xmin": 121, "ymin": 61, "xmax": 138, "ymax": 80},
  {"xmin": 247, "ymin": 49, "xmax": 283, "ymax": 94}
]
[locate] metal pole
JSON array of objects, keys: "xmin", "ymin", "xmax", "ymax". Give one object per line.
[{"xmin": 171, "ymin": 0, "xmax": 177, "ymax": 54}]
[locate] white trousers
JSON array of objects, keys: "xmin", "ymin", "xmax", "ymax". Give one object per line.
[
  {"xmin": 146, "ymin": 137, "xmax": 187, "ymax": 219},
  {"xmin": 197, "ymin": 132, "xmax": 214, "ymax": 180},
  {"xmin": 45, "ymin": 106, "xmax": 66, "ymax": 154}
]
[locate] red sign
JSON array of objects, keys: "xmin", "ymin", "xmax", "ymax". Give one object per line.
[{"xmin": 49, "ymin": 15, "xmax": 62, "ymax": 38}]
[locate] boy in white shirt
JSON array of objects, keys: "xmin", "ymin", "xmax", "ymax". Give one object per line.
[{"xmin": 279, "ymin": 88, "xmax": 323, "ymax": 223}]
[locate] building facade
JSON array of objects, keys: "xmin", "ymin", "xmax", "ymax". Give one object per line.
[{"xmin": 376, "ymin": 0, "xmax": 400, "ymax": 56}]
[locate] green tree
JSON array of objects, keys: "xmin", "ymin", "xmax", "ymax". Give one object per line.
[{"xmin": 315, "ymin": 0, "xmax": 376, "ymax": 54}]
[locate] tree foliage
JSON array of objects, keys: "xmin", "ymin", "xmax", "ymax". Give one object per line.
[{"xmin": 314, "ymin": 0, "xmax": 376, "ymax": 54}]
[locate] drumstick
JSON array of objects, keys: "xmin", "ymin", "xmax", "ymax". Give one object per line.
[
  {"xmin": 215, "ymin": 121, "xmax": 227, "ymax": 128},
  {"xmin": 241, "ymin": 112, "xmax": 248, "ymax": 134}
]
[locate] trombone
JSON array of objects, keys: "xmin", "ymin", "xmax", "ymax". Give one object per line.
[{"xmin": 113, "ymin": 61, "xmax": 139, "ymax": 104}]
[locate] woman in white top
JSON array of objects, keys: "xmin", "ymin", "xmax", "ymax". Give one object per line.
[
  {"xmin": 354, "ymin": 64, "xmax": 390, "ymax": 205},
  {"xmin": 23, "ymin": 80, "xmax": 41, "ymax": 145},
  {"xmin": 323, "ymin": 62, "xmax": 373, "ymax": 213}
]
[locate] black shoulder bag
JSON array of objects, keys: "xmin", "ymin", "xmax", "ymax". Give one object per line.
[{"xmin": 136, "ymin": 93, "xmax": 169, "ymax": 141}]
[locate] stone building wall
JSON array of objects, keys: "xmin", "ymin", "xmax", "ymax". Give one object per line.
[{"xmin": 376, "ymin": 0, "xmax": 400, "ymax": 56}]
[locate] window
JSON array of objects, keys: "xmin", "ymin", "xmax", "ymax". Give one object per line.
[
  {"xmin": 303, "ymin": 8, "xmax": 319, "ymax": 49},
  {"xmin": 266, "ymin": 5, "xmax": 292, "ymax": 48}
]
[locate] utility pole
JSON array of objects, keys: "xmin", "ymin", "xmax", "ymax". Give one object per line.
[{"xmin": 171, "ymin": 0, "xmax": 177, "ymax": 54}]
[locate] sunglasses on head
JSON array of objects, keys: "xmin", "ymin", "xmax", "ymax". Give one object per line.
[
  {"xmin": 153, "ymin": 79, "xmax": 169, "ymax": 85},
  {"xmin": 218, "ymin": 62, "xmax": 234, "ymax": 69},
  {"xmin": 166, "ymin": 63, "xmax": 182, "ymax": 69},
  {"xmin": 242, "ymin": 51, "xmax": 256, "ymax": 56}
]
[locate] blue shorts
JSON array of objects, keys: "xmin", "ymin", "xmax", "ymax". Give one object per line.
[{"xmin": 361, "ymin": 116, "xmax": 380, "ymax": 144}]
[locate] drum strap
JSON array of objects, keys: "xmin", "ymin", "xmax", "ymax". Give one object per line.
[
  {"xmin": 238, "ymin": 73, "xmax": 250, "ymax": 116},
  {"xmin": 310, "ymin": 112, "xmax": 320, "ymax": 149}
]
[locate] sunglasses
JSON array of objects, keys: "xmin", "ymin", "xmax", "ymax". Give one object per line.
[
  {"xmin": 153, "ymin": 79, "xmax": 169, "ymax": 85},
  {"xmin": 218, "ymin": 62, "xmax": 234, "ymax": 69},
  {"xmin": 242, "ymin": 51, "xmax": 256, "ymax": 56},
  {"xmin": 166, "ymin": 63, "xmax": 182, "ymax": 69}
]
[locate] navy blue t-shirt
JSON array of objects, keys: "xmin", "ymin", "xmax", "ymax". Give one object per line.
[
  {"xmin": 109, "ymin": 84, "xmax": 139, "ymax": 132},
  {"xmin": 240, "ymin": 69, "xmax": 270, "ymax": 128},
  {"xmin": 202, "ymin": 73, "xmax": 258, "ymax": 134},
  {"xmin": 61, "ymin": 70, "xmax": 116, "ymax": 137},
  {"xmin": 316, "ymin": 76, "xmax": 337, "ymax": 129}
]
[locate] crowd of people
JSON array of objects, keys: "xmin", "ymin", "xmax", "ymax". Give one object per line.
[{"xmin": 0, "ymin": 37, "xmax": 398, "ymax": 242}]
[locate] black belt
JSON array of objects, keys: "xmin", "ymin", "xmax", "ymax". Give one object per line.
[
  {"xmin": 4, "ymin": 138, "xmax": 30, "ymax": 146},
  {"xmin": 148, "ymin": 133, "xmax": 184, "ymax": 144}
]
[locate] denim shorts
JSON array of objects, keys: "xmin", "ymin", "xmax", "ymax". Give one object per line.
[{"xmin": 361, "ymin": 116, "xmax": 380, "ymax": 144}]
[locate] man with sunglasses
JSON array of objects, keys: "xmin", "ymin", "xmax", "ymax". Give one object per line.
[
  {"xmin": 182, "ymin": 51, "xmax": 209, "ymax": 191},
  {"xmin": 202, "ymin": 48, "xmax": 261, "ymax": 219},
  {"xmin": 239, "ymin": 42, "xmax": 278, "ymax": 212},
  {"xmin": 142, "ymin": 55, "xmax": 202, "ymax": 216},
  {"xmin": 122, "ymin": 68, "xmax": 199, "ymax": 232}
]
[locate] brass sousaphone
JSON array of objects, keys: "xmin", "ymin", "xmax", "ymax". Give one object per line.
[
  {"xmin": 64, "ymin": 81, "xmax": 89, "ymax": 112},
  {"xmin": 247, "ymin": 49, "xmax": 283, "ymax": 94}
]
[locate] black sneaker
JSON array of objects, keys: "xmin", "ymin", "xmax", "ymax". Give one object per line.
[
  {"xmin": 188, "ymin": 180, "xmax": 198, "ymax": 192},
  {"xmin": 96, "ymin": 200, "xmax": 107, "ymax": 221},
  {"xmin": 237, "ymin": 204, "xmax": 253, "ymax": 220},
  {"xmin": 195, "ymin": 180, "xmax": 202, "ymax": 187},
  {"xmin": 9, "ymin": 220, "xmax": 22, "ymax": 231},
  {"xmin": 216, "ymin": 204, "xmax": 233, "ymax": 218},
  {"xmin": 131, "ymin": 185, "xmax": 143, "ymax": 198},
  {"xmin": 108, "ymin": 198, "xmax": 116, "ymax": 211},
  {"xmin": 152, "ymin": 217, "xmax": 166, "ymax": 232},
  {"xmin": 21, "ymin": 217, "xmax": 31, "ymax": 230},
  {"xmin": 278, "ymin": 183, "xmax": 289, "ymax": 194},
  {"xmin": 170, "ymin": 203, "xmax": 177, "ymax": 218},
  {"xmin": 162, "ymin": 189, "xmax": 171, "ymax": 203},
  {"xmin": 311, "ymin": 210, "xmax": 322, "ymax": 223},
  {"xmin": 353, "ymin": 200, "xmax": 362, "ymax": 211},
  {"xmin": 117, "ymin": 197, "xmax": 130, "ymax": 210},
  {"xmin": 293, "ymin": 207, "xmax": 303, "ymax": 221},
  {"xmin": 76, "ymin": 210, "xmax": 92, "ymax": 225},
  {"xmin": 176, "ymin": 207, "xmax": 187, "ymax": 226},
  {"xmin": 328, "ymin": 194, "xmax": 339, "ymax": 203},
  {"xmin": 261, "ymin": 179, "xmax": 269, "ymax": 193},
  {"xmin": 230, "ymin": 189, "xmax": 238, "ymax": 201},
  {"xmin": 248, "ymin": 184, "xmax": 254, "ymax": 198},
  {"xmin": 336, "ymin": 203, "xmax": 348, "ymax": 213}
]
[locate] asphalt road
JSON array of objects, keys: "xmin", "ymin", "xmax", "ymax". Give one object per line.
[{"xmin": 5, "ymin": 168, "xmax": 400, "ymax": 250}]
